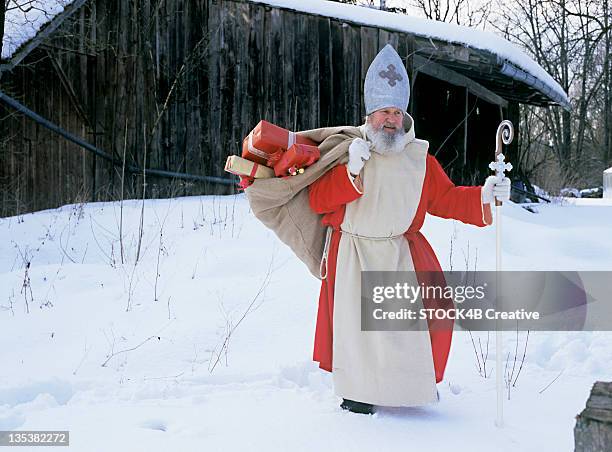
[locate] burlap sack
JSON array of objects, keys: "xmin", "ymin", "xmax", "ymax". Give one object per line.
[{"xmin": 245, "ymin": 126, "xmax": 363, "ymax": 279}]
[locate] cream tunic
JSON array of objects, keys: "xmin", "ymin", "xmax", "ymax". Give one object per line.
[{"xmin": 332, "ymin": 127, "xmax": 438, "ymax": 407}]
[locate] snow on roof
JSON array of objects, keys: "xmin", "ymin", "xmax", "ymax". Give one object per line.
[
  {"xmin": 2, "ymin": 0, "xmax": 72, "ymax": 60},
  {"xmin": 250, "ymin": 0, "xmax": 569, "ymax": 107}
]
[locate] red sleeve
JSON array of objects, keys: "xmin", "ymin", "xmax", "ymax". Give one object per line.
[
  {"xmin": 308, "ymin": 164, "xmax": 363, "ymax": 214},
  {"xmin": 426, "ymin": 154, "xmax": 492, "ymax": 227}
]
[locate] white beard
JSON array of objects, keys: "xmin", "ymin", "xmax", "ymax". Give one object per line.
[{"xmin": 365, "ymin": 122, "xmax": 409, "ymax": 155}]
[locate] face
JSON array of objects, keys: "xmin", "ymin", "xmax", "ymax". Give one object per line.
[
  {"xmin": 364, "ymin": 107, "xmax": 408, "ymax": 155},
  {"xmin": 367, "ymin": 108, "xmax": 404, "ymax": 133}
]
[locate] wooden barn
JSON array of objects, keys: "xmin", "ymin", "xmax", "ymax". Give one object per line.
[{"xmin": 0, "ymin": 0, "xmax": 570, "ymax": 216}]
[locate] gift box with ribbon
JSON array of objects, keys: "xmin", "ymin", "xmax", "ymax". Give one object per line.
[
  {"xmin": 273, "ymin": 143, "xmax": 320, "ymax": 177},
  {"xmin": 224, "ymin": 155, "xmax": 275, "ymax": 179},
  {"xmin": 241, "ymin": 120, "xmax": 317, "ymax": 166}
]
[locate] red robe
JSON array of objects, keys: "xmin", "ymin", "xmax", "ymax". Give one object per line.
[{"xmin": 308, "ymin": 154, "xmax": 492, "ymax": 383}]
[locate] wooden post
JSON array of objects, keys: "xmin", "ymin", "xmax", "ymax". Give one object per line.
[{"xmin": 575, "ymin": 381, "xmax": 612, "ymax": 451}]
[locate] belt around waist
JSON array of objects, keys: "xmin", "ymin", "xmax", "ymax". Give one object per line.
[
  {"xmin": 320, "ymin": 228, "xmax": 417, "ymax": 280},
  {"xmin": 339, "ymin": 229, "xmax": 405, "ymax": 241}
]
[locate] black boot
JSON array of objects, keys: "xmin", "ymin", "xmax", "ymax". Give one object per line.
[{"xmin": 340, "ymin": 398, "xmax": 374, "ymax": 415}]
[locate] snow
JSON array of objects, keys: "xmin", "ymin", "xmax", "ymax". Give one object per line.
[
  {"xmin": 1, "ymin": 0, "xmax": 71, "ymax": 60},
  {"xmin": 1, "ymin": 194, "xmax": 611, "ymax": 451},
  {"xmin": 250, "ymin": 0, "xmax": 569, "ymax": 106}
]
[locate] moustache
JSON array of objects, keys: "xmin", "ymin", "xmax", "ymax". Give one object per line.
[{"xmin": 378, "ymin": 123, "xmax": 399, "ymax": 132}]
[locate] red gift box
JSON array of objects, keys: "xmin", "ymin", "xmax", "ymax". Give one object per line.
[
  {"xmin": 242, "ymin": 120, "xmax": 317, "ymax": 166},
  {"xmin": 273, "ymin": 143, "xmax": 320, "ymax": 177}
]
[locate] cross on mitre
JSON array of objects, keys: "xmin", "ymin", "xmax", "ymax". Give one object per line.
[{"xmin": 379, "ymin": 64, "xmax": 403, "ymax": 87}]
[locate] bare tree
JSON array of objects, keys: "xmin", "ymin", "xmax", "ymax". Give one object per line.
[
  {"xmin": 1, "ymin": 0, "xmax": 60, "ymax": 59},
  {"xmin": 586, "ymin": 0, "xmax": 612, "ymax": 167},
  {"xmin": 331, "ymin": 0, "xmax": 491, "ymax": 24},
  {"xmin": 604, "ymin": 0, "xmax": 612, "ymax": 166},
  {"xmin": 491, "ymin": 0, "xmax": 611, "ymax": 188},
  {"xmin": 1, "ymin": 2, "xmax": 6, "ymax": 59},
  {"xmin": 408, "ymin": 0, "xmax": 492, "ymax": 27}
]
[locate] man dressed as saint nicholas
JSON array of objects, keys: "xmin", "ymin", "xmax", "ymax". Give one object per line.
[{"xmin": 245, "ymin": 44, "xmax": 511, "ymax": 415}]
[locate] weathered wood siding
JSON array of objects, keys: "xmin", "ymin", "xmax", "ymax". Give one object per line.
[{"xmin": 0, "ymin": 0, "xmax": 508, "ymax": 217}]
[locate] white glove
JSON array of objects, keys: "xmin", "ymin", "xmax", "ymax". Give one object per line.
[
  {"xmin": 482, "ymin": 175, "xmax": 511, "ymax": 204},
  {"xmin": 347, "ymin": 138, "xmax": 371, "ymax": 175}
]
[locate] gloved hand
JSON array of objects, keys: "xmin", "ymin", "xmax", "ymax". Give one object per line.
[
  {"xmin": 347, "ymin": 138, "xmax": 371, "ymax": 175},
  {"xmin": 482, "ymin": 175, "xmax": 511, "ymax": 204}
]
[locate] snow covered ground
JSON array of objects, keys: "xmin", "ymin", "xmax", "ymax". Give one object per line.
[{"xmin": 1, "ymin": 194, "xmax": 611, "ymax": 451}]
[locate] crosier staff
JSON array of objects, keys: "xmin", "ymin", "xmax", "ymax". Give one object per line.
[{"xmin": 489, "ymin": 120, "xmax": 513, "ymax": 428}]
